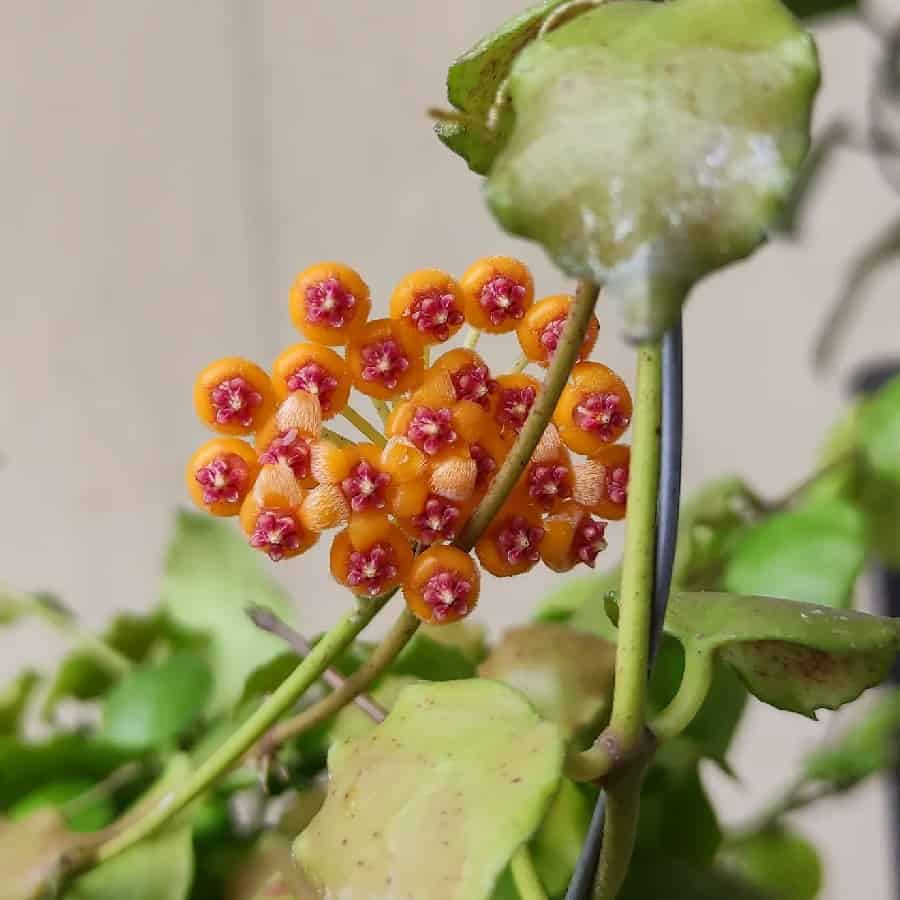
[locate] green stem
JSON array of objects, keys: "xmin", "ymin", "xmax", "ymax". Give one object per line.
[
  {"xmin": 511, "ymin": 846, "xmax": 549, "ymax": 900},
  {"xmin": 6, "ymin": 589, "xmax": 133, "ymax": 677},
  {"xmin": 321, "ymin": 426, "xmax": 354, "ymax": 448},
  {"xmin": 462, "ymin": 327, "xmax": 482, "ymax": 350},
  {"xmin": 650, "ymin": 647, "xmax": 714, "ymax": 741},
  {"xmin": 371, "ymin": 398, "xmax": 391, "ymax": 425},
  {"xmin": 607, "ymin": 341, "xmax": 662, "ymax": 752},
  {"xmin": 457, "ymin": 279, "xmax": 601, "ymax": 551},
  {"xmin": 592, "ymin": 759, "xmax": 648, "ymax": 900},
  {"xmin": 89, "ymin": 590, "xmax": 397, "ymax": 867},
  {"xmin": 261, "ymin": 608, "xmax": 420, "ymax": 750},
  {"xmin": 340, "ymin": 406, "xmax": 386, "ymax": 446}
]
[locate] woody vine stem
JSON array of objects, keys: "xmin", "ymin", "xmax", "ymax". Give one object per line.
[{"xmin": 60, "ymin": 278, "xmax": 604, "ymax": 887}]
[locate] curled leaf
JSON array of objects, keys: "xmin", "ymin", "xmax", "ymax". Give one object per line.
[{"xmin": 484, "ymin": 0, "xmax": 820, "ymax": 339}]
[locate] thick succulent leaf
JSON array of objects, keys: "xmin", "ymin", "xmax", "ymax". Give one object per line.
[
  {"xmin": 718, "ymin": 826, "xmax": 822, "ymax": 900},
  {"xmin": 478, "ymin": 623, "xmax": 616, "ymax": 742},
  {"xmin": 43, "ymin": 610, "xmax": 205, "ymax": 721},
  {"xmin": 484, "ymin": 0, "xmax": 820, "ymax": 339},
  {"xmin": 391, "ymin": 629, "xmax": 479, "ymax": 681},
  {"xmin": 417, "ymin": 621, "xmax": 489, "ymax": 666},
  {"xmin": 535, "ymin": 567, "xmax": 621, "ymax": 624},
  {"xmin": 620, "ymin": 850, "xmax": 770, "ymax": 900},
  {"xmin": 722, "ymin": 499, "xmax": 867, "ymax": 609},
  {"xmin": 162, "ymin": 511, "xmax": 296, "ymax": 713},
  {"xmin": 9, "ymin": 779, "xmax": 114, "ymax": 833},
  {"xmin": 0, "ymin": 671, "xmax": 39, "ymax": 736},
  {"xmin": 436, "ymin": 0, "xmax": 571, "ymax": 174},
  {"xmin": 804, "ymin": 688, "xmax": 900, "ymax": 789},
  {"xmin": 226, "ymin": 834, "xmax": 317, "ymax": 900},
  {"xmin": 667, "ymin": 592, "xmax": 900, "ymax": 717},
  {"xmin": 0, "ymin": 808, "xmax": 79, "ymax": 900},
  {"xmin": 859, "ymin": 372, "xmax": 900, "ymax": 485},
  {"xmin": 100, "ymin": 651, "xmax": 212, "ymax": 749},
  {"xmin": 639, "ymin": 743, "xmax": 722, "ymax": 865},
  {"xmin": 294, "ymin": 680, "xmax": 565, "ymax": 900},
  {"xmin": 0, "ymin": 735, "xmax": 135, "ymax": 809}
]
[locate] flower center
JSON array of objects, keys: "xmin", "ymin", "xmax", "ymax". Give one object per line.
[
  {"xmin": 528, "ymin": 464, "xmax": 572, "ymax": 508},
  {"xmin": 469, "ymin": 443, "xmax": 497, "ymax": 488},
  {"xmin": 408, "ymin": 292, "xmax": 464, "ymax": 342},
  {"xmin": 340, "ymin": 460, "xmax": 391, "ymax": 512},
  {"xmin": 360, "ymin": 339, "xmax": 410, "ymax": 390},
  {"xmin": 411, "ymin": 496, "xmax": 462, "ymax": 544},
  {"xmin": 258, "ymin": 429, "xmax": 311, "ymax": 480},
  {"xmin": 195, "ymin": 454, "xmax": 249, "ymax": 505},
  {"xmin": 250, "ymin": 510, "xmax": 302, "ymax": 561},
  {"xmin": 422, "ymin": 570, "xmax": 472, "ymax": 622},
  {"xmin": 496, "ymin": 516, "xmax": 544, "ymax": 565},
  {"xmin": 607, "ymin": 465, "xmax": 629, "ymax": 506},
  {"xmin": 347, "ymin": 543, "xmax": 398, "ymax": 596},
  {"xmin": 573, "ymin": 392, "xmax": 630, "ymax": 440},
  {"xmin": 497, "ymin": 387, "xmax": 537, "ymax": 434},
  {"xmin": 286, "ymin": 362, "xmax": 339, "ymax": 411},
  {"xmin": 573, "ymin": 517, "xmax": 608, "ymax": 568},
  {"xmin": 406, "ymin": 407, "xmax": 457, "ymax": 456},
  {"xmin": 305, "ymin": 277, "xmax": 356, "ymax": 327},
  {"xmin": 479, "ymin": 276, "xmax": 527, "ymax": 326},
  {"xmin": 450, "ymin": 364, "xmax": 496, "ymax": 408},
  {"xmin": 539, "ymin": 316, "xmax": 567, "ymax": 357},
  {"xmin": 210, "ymin": 377, "xmax": 262, "ymax": 427}
]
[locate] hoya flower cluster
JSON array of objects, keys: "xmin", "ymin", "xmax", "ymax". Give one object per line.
[{"xmin": 188, "ymin": 258, "xmax": 632, "ymax": 626}]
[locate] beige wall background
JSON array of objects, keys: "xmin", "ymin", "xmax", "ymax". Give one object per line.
[{"xmin": 1, "ymin": 2, "xmax": 898, "ymax": 897}]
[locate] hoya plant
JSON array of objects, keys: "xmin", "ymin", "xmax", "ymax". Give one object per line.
[{"xmin": 2, "ymin": 0, "xmax": 899, "ymax": 899}]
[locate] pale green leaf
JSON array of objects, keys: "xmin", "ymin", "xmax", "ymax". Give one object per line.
[
  {"xmin": 294, "ymin": 680, "xmax": 565, "ymax": 900},
  {"xmin": 162, "ymin": 511, "xmax": 296, "ymax": 713},
  {"xmin": 485, "ymin": 0, "xmax": 819, "ymax": 338}
]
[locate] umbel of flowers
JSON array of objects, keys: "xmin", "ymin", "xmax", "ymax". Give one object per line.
[{"xmin": 188, "ymin": 258, "xmax": 632, "ymax": 626}]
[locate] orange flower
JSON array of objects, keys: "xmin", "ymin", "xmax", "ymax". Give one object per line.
[
  {"xmin": 553, "ymin": 362, "xmax": 633, "ymax": 455},
  {"xmin": 493, "ymin": 374, "xmax": 541, "ymax": 443},
  {"xmin": 428, "ymin": 348, "xmax": 498, "ymax": 410},
  {"xmin": 289, "ymin": 262, "xmax": 371, "ymax": 346},
  {"xmin": 239, "ymin": 464, "xmax": 318, "ymax": 561},
  {"xmin": 194, "ymin": 357, "xmax": 275, "ymax": 435},
  {"xmin": 460, "ymin": 256, "xmax": 534, "ymax": 333},
  {"xmin": 475, "ymin": 500, "xmax": 545, "ymax": 577},
  {"xmin": 517, "ymin": 294, "xmax": 599, "ymax": 367},
  {"xmin": 330, "ymin": 512, "xmax": 413, "ymax": 597},
  {"xmin": 271, "ymin": 343, "xmax": 351, "ymax": 419},
  {"xmin": 573, "ymin": 444, "xmax": 630, "ymax": 521},
  {"xmin": 403, "ymin": 546, "xmax": 480, "ymax": 625},
  {"xmin": 346, "ymin": 319, "xmax": 425, "ymax": 399},
  {"xmin": 186, "ymin": 438, "xmax": 259, "ymax": 517},
  {"xmin": 390, "ymin": 269, "xmax": 465, "ymax": 345},
  {"xmin": 541, "ymin": 500, "xmax": 608, "ymax": 572}
]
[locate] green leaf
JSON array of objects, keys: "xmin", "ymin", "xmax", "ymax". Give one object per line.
[
  {"xmin": 0, "ymin": 671, "xmax": 39, "ymax": 736},
  {"xmin": 436, "ymin": 0, "xmax": 571, "ymax": 174},
  {"xmin": 483, "ymin": 0, "xmax": 819, "ymax": 339},
  {"xmin": 639, "ymin": 744, "xmax": 722, "ymax": 865},
  {"xmin": 535, "ymin": 567, "xmax": 621, "ymax": 624},
  {"xmin": 722, "ymin": 499, "xmax": 868, "ymax": 609},
  {"xmin": 9, "ymin": 780, "xmax": 114, "ymax": 833},
  {"xmin": 478, "ymin": 623, "xmax": 616, "ymax": 743},
  {"xmin": 162, "ymin": 511, "xmax": 296, "ymax": 713},
  {"xmin": 294, "ymin": 680, "xmax": 565, "ymax": 900},
  {"xmin": 666, "ymin": 592, "xmax": 900, "ymax": 717},
  {"xmin": 0, "ymin": 736, "xmax": 135, "ymax": 809},
  {"xmin": 784, "ymin": 0, "xmax": 856, "ymax": 17},
  {"xmin": 225, "ymin": 834, "xmax": 317, "ymax": 900},
  {"xmin": 101, "ymin": 651, "xmax": 212, "ymax": 749},
  {"xmin": 804, "ymin": 688, "xmax": 900, "ymax": 789},
  {"xmin": 718, "ymin": 826, "xmax": 822, "ymax": 900},
  {"xmin": 858, "ymin": 372, "xmax": 900, "ymax": 486},
  {"xmin": 620, "ymin": 850, "xmax": 772, "ymax": 900},
  {"xmin": 62, "ymin": 756, "xmax": 195, "ymax": 900},
  {"xmin": 391, "ymin": 630, "xmax": 479, "ymax": 681}
]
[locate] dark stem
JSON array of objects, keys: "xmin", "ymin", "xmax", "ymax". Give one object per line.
[{"xmin": 247, "ymin": 605, "xmax": 386, "ymax": 722}]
